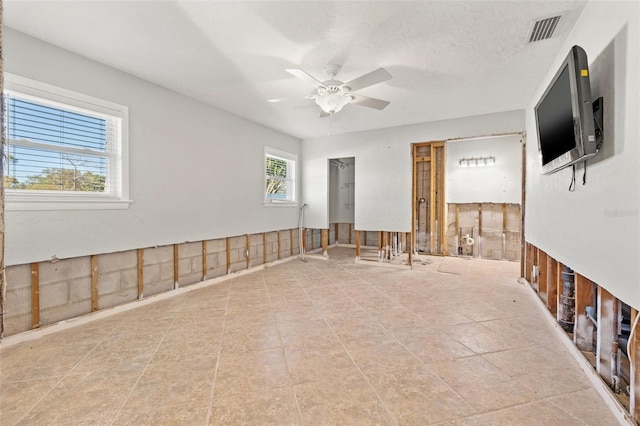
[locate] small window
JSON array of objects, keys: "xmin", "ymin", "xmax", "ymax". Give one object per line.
[
  {"xmin": 3, "ymin": 74, "xmax": 129, "ymax": 210},
  {"xmin": 264, "ymin": 147, "xmax": 296, "ymax": 204}
]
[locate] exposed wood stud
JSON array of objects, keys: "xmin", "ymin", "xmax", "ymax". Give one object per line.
[
  {"xmin": 263, "ymin": 233, "xmax": 267, "ymax": 264},
  {"xmin": 478, "ymin": 203, "xmax": 483, "ymax": 251},
  {"xmin": 321, "ymin": 229, "xmax": 328, "ymax": 256},
  {"xmin": 364, "ymin": 231, "xmax": 367, "ymax": 246},
  {"xmin": 226, "ymin": 237, "xmax": 231, "ymax": 274},
  {"xmin": 30, "ymin": 263, "xmax": 40, "ymax": 329},
  {"xmin": 597, "ymin": 285, "xmax": 617, "ymax": 387},
  {"xmin": 173, "ymin": 244, "xmax": 179, "ymax": 289},
  {"xmin": 538, "ymin": 250, "xmax": 548, "ymax": 302},
  {"xmin": 430, "ymin": 144, "xmax": 436, "ymax": 254},
  {"xmin": 246, "ymin": 234, "xmax": 251, "ymax": 268},
  {"xmin": 547, "ymin": 257, "xmax": 558, "ymax": 314},
  {"xmin": 202, "ymin": 241, "xmax": 207, "ymax": 280},
  {"xmin": 378, "ymin": 231, "xmax": 383, "ymax": 259},
  {"xmin": 348, "ymin": 223, "xmax": 352, "ymax": 244},
  {"xmin": 290, "ymin": 229, "xmax": 294, "ymax": 256},
  {"xmin": 574, "ymin": 274, "xmax": 595, "ymax": 352},
  {"xmin": 302, "ymin": 228, "xmax": 307, "ymax": 254},
  {"xmin": 455, "ymin": 205, "xmax": 460, "ymax": 254},
  {"xmin": 91, "ymin": 255, "xmax": 99, "ymax": 312},
  {"xmin": 277, "ymin": 231, "xmax": 281, "ymax": 260},
  {"xmin": 407, "ymin": 232, "xmax": 412, "ymax": 267},
  {"xmin": 137, "ymin": 249, "xmax": 144, "ymax": 299},
  {"xmin": 502, "ymin": 203, "xmax": 507, "ymax": 260},
  {"xmin": 334, "ymin": 224, "xmax": 339, "ymax": 244},
  {"xmin": 631, "ymin": 308, "xmax": 640, "ymax": 421},
  {"xmin": 355, "ymin": 230, "xmax": 361, "ymax": 259}
]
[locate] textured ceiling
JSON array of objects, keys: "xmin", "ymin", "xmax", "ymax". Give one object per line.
[{"xmin": 3, "ymin": 1, "xmax": 586, "ymax": 139}]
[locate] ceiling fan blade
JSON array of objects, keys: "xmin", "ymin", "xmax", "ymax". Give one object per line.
[
  {"xmin": 286, "ymin": 69, "xmax": 326, "ymax": 88},
  {"xmin": 268, "ymin": 94, "xmax": 315, "ymax": 103},
  {"xmin": 343, "ymin": 68, "xmax": 392, "ymax": 92},
  {"xmin": 351, "ymin": 94, "xmax": 390, "ymax": 110}
]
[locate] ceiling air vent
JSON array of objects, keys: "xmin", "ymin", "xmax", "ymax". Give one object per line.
[{"xmin": 528, "ymin": 15, "xmax": 561, "ymax": 43}]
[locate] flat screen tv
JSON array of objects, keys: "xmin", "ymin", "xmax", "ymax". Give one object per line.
[{"xmin": 535, "ymin": 45, "xmax": 599, "ymax": 174}]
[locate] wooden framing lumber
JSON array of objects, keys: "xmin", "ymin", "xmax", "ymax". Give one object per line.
[
  {"xmin": 348, "ymin": 224, "xmax": 352, "ymax": 244},
  {"xmin": 301, "ymin": 228, "xmax": 307, "ymax": 254},
  {"xmin": 202, "ymin": 241, "xmax": 207, "ymax": 280},
  {"xmin": 321, "ymin": 229, "xmax": 328, "ymax": 256},
  {"xmin": 631, "ymin": 309, "xmax": 640, "ymax": 421},
  {"xmin": 596, "ymin": 285, "xmax": 617, "ymax": 387},
  {"xmin": 91, "ymin": 255, "xmax": 99, "ymax": 312},
  {"xmin": 290, "ymin": 229, "xmax": 294, "ymax": 256},
  {"xmin": 334, "ymin": 224, "xmax": 339, "ymax": 244},
  {"xmin": 429, "ymin": 145, "xmax": 436, "ymax": 254},
  {"xmin": 30, "ymin": 263, "xmax": 40, "ymax": 329},
  {"xmin": 246, "ymin": 234, "xmax": 251, "ymax": 268},
  {"xmin": 263, "ymin": 233, "xmax": 267, "ymax": 264},
  {"xmin": 538, "ymin": 250, "xmax": 548, "ymax": 302},
  {"xmin": 277, "ymin": 231, "xmax": 281, "ymax": 260},
  {"xmin": 225, "ymin": 237, "xmax": 231, "ymax": 274},
  {"xmin": 355, "ymin": 230, "xmax": 361, "ymax": 259},
  {"xmin": 137, "ymin": 249, "xmax": 144, "ymax": 299},
  {"xmin": 173, "ymin": 244, "xmax": 179, "ymax": 289},
  {"xmin": 574, "ymin": 273, "xmax": 595, "ymax": 352},
  {"xmin": 547, "ymin": 256, "xmax": 558, "ymax": 314}
]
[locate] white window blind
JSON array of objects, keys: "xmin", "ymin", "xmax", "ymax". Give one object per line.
[
  {"xmin": 265, "ymin": 148, "xmax": 296, "ymax": 203},
  {"xmin": 3, "ymin": 74, "xmax": 130, "ymax": 210}
]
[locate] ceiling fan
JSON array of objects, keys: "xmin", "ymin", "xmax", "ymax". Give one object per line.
[{"xmin": 268, "ymin": 64, "xmax": 392, "ymax": 117}]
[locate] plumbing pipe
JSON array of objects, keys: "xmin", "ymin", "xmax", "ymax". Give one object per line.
[{"xmin": 298, "ymin": 204, "xmax": 308, "ymax": 260}]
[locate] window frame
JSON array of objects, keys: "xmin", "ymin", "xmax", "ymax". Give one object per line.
[
  {"xmin": 264, "ymin": 147, "xmax": 297, "ymax": 206},
  {"xmin": 3, "ymin": 73, "xmax": 131, "ymax": 211}
]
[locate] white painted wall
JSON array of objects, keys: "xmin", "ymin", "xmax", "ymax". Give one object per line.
[
  {"xmin": 446, "ymin": 135, "xmax": 523, "ymax": 204},
  {"xmin": 302, "ymin": 110, "xmax": 525, "ymax": 232},
  {"xmin": 524, "ymin": 1, "xmax": 639, "ymax": 309},
  {"xmin": 4, "ymin": 29, "xmax": 301, "ymax": 265}
]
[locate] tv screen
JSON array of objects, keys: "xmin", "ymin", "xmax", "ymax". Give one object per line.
[
  {"xmin": 534, "ymin": 45, "xmax": 598, "ymax": 174},
  {"xmin": 536, "ymin": 65, "xmax": 575, "ymax": 166}
]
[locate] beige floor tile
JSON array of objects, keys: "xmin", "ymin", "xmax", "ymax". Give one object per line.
[{"xmin": 0, "ymin": 247, "xmax": 623, "ymax": 425}]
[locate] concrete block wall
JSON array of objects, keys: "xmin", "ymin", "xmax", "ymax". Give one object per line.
[
  {"xmin": 205, "ymin": 238, "xmax": 227, "ymax": 279},
  {"xmin": 4, "ymin": 264, "xmax": 33, "ymax": 336},
  {"xmin": 0, "ymin": 228, "xmax": 310, "ymax": 337},
  {"xmin": 265, "ymin": 231, "xmax": 279, "ymax": 263},
  {"xmin": 98, "ymin": 250, "xmax": 138, "ymax": 309},
  {"xmin": 249, "ymin": 234, "xmax": 265, "ymax": 268},
  {"xmin": 39, "ymin": 256, "xmax": 93, "ymax": 326},
  {"xmin": 178, "ymin": 242, "xmax": 203, "ymax": 286},
  {"xmin": 447, "ymin": 203, "xmax": 521, "ymax": 261},
  {"xmin": 228, "ymin": 235, "xmax": 247, "ymax": 274}
]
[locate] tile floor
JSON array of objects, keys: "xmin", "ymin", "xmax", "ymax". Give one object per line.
[{"xmin": 0, "ymin": 247, "xmax": 621, "ymax": 425}]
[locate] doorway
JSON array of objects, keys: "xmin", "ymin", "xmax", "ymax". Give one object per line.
[
  {"xmin": 412, "ymin": 142, "xmax": 446, "ymax": 255},
  {"xmin": 329, "ymin": 157, "xmax": 355, "ymax": 244}
]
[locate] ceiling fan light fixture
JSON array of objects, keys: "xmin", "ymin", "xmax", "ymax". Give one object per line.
[{"xmin": 315, "ymin": 92, "xmax": 353, "ymax": 114}]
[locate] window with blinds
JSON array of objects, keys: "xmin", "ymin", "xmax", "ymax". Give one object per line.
[
  {"xmin": 3, "ymin": 74, "xmax": 129, "ymax": 210},
  {"xmin": 265, "ymin": 148, "xmax": 296, "ymax": 203}
]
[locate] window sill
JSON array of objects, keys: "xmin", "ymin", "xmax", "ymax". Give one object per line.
[
  {"xmin": 263, "ymin": 201, "xmax": 299, "ymax": 208},
  {"xmin": 5, "ymin": 197, "xmax": 133, "ymax": 211}
]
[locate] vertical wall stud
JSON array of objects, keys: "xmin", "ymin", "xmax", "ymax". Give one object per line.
[
  {"xmin": 355, "ymin": 230, "xmax": 361, "ymax": 259},
  {"xmin": 321, "ymin": 229, "xmax": 328, "ymax": 256},
  {"xmin": 547, "ymin": 256, "xmax": 558, "ymax": 314},
  {"xmin": 430, "ymin": 145, "xmax": 437, "ymax": 254},
  {"xmin": 348, "ymin": 223, "xmax": 352, "ymax": 244},
  {"xmin": 596, "ymin": 285, "xmax": 617, "ymax": 387},
  {"xmin": 364, "ymin": 231, "xmax": 368, "ymax": 246},
  {"xmin": 302, "ymin": 228, "xmax": 307, "ymax": 254},
  {"xmin": 334, "ymin": 224, "xmax": 339, "ymax": 244},
  {"xmin": 137, "ymin": 249, "xmax": 144, "ymax": 299},
  {"xmin": 630, "ymin": 309, "xmax": 640, "ymax": 421},
  {"xmin": 502, "ymin": 203, "xmax": 507, "ymax": 259},
  {"xmin": 173, "ymin": 244, "xmax": 179, "ymax": 289},
  {"xmin": 226, "ymin": 237, "xmax": 231, "ymax": 274},
  {"xmin": 478, "ymin": 203, "xmax": 483, "ymax": 257},
  {"xmin": 574, "ymin": 274, "xmax": 595, "ymax": 352},
  {"xmin": 91, "ymin": 255, "xmax": 99, "ymax": 312},
  {"xmin": 290, "ymin": 229, "xmax": 294, "ymax": 256},
  {"xmin": 202, "ymin": 240, "xmax": 208, "ymax": 280},
  {"xmin": 277, "ymin": 231, "xmax": 281, "ymax": 260},
  {"xmin": 263, "ymin": 233, "xmax": 267, "ymax": 264},
  {"xmin": 538, "ymin": 250, "xmax": 548, "ymax": 302},
  {"xmin": 30, "ymin": 263, "xmax": 40, "ymax": 329},
  {"xmin": 246, "ymin": 234, "xmax": 251, "ymax": 269},
  {"xmin": 378, "ymin": 231, "xmax": 383, "ymax": 260}
]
